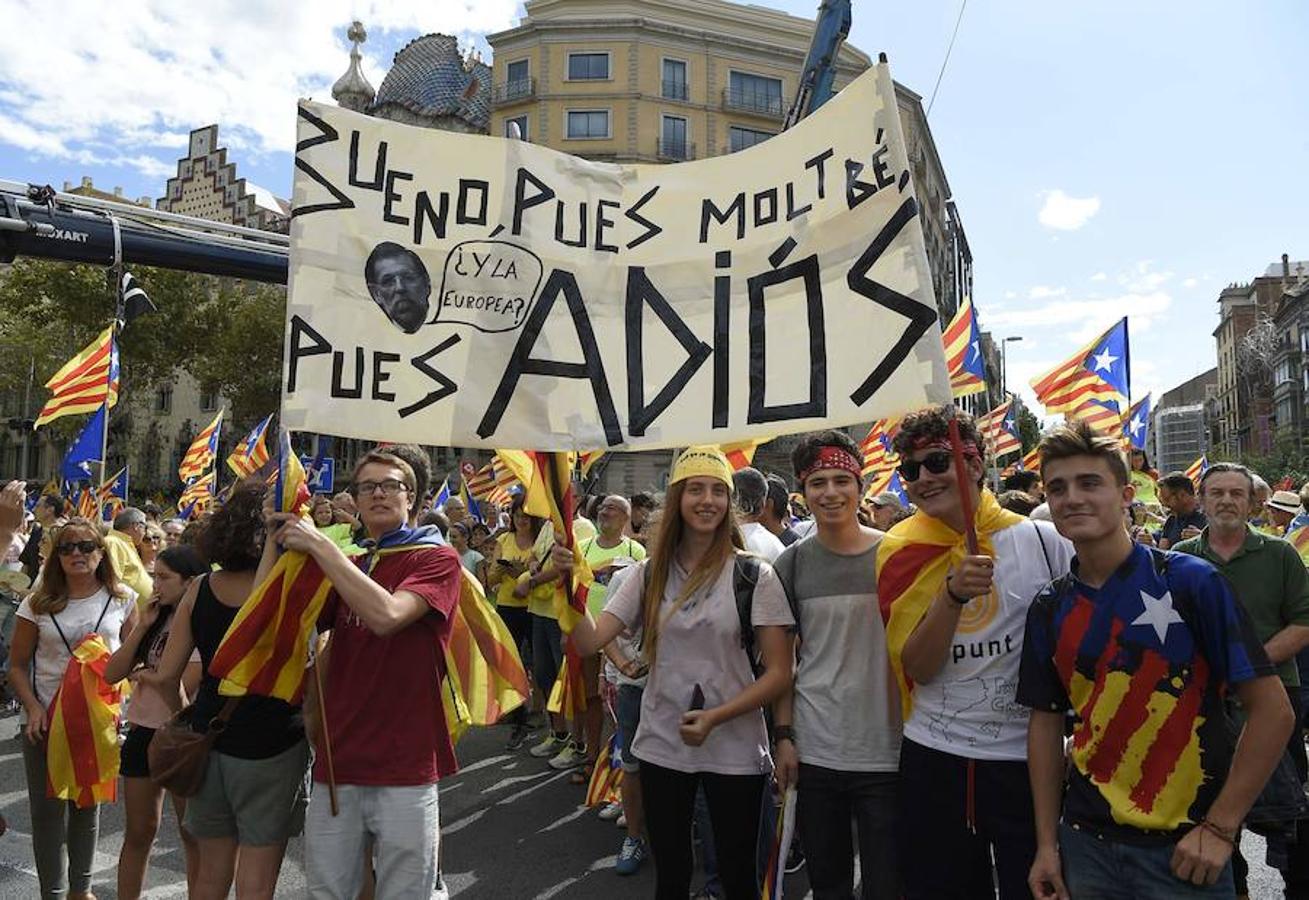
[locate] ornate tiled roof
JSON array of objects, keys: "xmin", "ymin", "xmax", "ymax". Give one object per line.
[
  {"xmin": 332, "ymin": 21, "xmax": 376, "ymax": 112},
  {"xmin": 370, "ymin": 34, "xmax": 490, "ymax": 131}
]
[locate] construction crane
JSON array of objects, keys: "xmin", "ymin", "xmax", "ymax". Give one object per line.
[
  {"xmin": 783, "ymin": 0, "xmax": 853, "ymax": 131},
  {"xmin": 0, "ymin": 179, "xmax": 288, "ymax": 283}
]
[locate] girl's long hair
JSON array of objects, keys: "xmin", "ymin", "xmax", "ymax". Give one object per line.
[
  {"xmin": 640, "ymin": 480, "xmax": 744, "ymax": 664},
  {"xmin": 29, "ymin": 518, "xmax": 121, "ymax": 616},
  {"xmin": 134, "ymin": 545, "xmax": 209, "ymax": 668}
]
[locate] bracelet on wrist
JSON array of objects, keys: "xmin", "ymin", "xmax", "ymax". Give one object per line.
[
  {"xmin": 945, "ymin": 579, "xmax": 971, "ymax": 605},
  {"xmin": 773, "ymin": 725, "xmax": 794, "ymax": 744},
  {"xmin": 1197, "ymin": 819, "xmax": 1236, "ymax": 846}
]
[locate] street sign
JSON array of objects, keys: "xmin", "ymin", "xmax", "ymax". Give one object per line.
[{"xmin": 300, "ymin": 455, "xmax": 335, "ymax": 494}]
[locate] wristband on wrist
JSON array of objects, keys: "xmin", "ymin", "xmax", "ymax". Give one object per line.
[
  {"xmin": 945, "ymin": 578, "xmax": 971, "ymax": 605},
  {"xmin": 773, "ymin": 725, "xmax": 794, "ymax": 744},
  {"xmin": 1198, "ymin": 819, "xmax": 1236, "ymax": 846}
]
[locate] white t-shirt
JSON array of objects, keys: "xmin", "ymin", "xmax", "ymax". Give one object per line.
[
  {"xmin": 604, "ymin": 553, "xmax": 795, "ymax": 775},
  {"xmin": 903, "ymin": 519, "xmax": 1072, "ymax": 761},
  {"xmin": 740, "ymin": 522, "xmax": 785, "ymax": 563},
  {"xmin": 17, "ymin": 586, "xmax": 135, "ymax": 716}
]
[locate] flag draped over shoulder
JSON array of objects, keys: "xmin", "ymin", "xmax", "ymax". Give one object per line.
[
  {"xmin": 45, "ymin": 634, "xmax": 126, "ymax": 808},
  {"xmin": 876, "ymin": 492, "xmax": 1023, "ymax": 718},
  {"xmin": 1029, "ymin": 318, "xmax": 1130, "ymax": 416},
  {"xmin": 35, "ymin": 326, "xmax": 119, "ymax": 428},
  {"xmin": 442, "ymin": 569, "xmax": 531, "ymax": 741},
  {"xmin": 943, "ymin": 296, "xmax": 987, "ymax": 398}
]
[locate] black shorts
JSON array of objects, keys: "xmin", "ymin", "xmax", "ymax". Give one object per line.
[{"xmin": 120, "ymin": 725, "xmax": 156, "ymax": 779}]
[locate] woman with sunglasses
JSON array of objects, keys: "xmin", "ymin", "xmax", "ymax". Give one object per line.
[
  {"xmin": 8, "ymin": 517, "xmax": 139, "ymax": 900},
  {"xmin": 875, "ymin": 405, "xmax": 1072, "ymax": 900},
  {"xmin": 563, "ymin": 446, "xmax": 795, "ymax": 900},
  {"xmin": 139, "ymin": 522, "xmax": 166, "ymax": 573},
  {"xmin": 105, "ymin": 544, "xmax": 208, "ymax": 900}
]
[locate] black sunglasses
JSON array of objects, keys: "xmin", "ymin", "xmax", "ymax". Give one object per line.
[
  {"xmin": 898, "ymin": 451, "xmax": 954, "ymax": 483},
  {"xmin": 57, "ymin": 540, "xmax": 99, "ymax": 556}
]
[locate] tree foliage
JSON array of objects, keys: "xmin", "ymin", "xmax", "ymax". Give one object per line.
[{"xmin": 1015, "ymin": 401, "xmax": 1042, "ymax": 452}]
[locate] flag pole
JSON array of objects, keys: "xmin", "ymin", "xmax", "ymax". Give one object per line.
[
  {"xmin": 948, "ymin": 412, "xmax": 980, "ymax": 556},
  {"xmin": 311, "ymin": 639, "xmax": 339, "ymax": 817}
]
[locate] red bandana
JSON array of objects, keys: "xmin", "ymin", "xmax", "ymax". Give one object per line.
[
  {"xmin": 910, "ymin": 437, "xmax": 981, "ymax": 458},
  {"xmin": 799, "ymin": 446, "xmax": 864, "ymax": 485}
]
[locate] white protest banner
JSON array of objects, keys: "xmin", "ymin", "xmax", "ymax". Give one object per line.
[{"xmin": 283, "ymin": 63, "xmax": 950, "ymax": 450}]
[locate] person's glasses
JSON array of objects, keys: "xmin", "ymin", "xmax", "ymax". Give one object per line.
[
  {"xmin": 353, "ymin": 479, "xmax": 409, "ymax": 498},
  {"xmin": 898, "ymin": 451, "xmax": 953, "ymax": 483},
  {"xmin": 145, "ymin": 535, "xmax": 162, "ymax": 545},
  {"xmin": 57, "ymin": 540, "xmax": 99, "ymax": 556}
]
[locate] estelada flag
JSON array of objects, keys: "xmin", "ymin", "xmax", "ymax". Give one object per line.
[
  {"xmin": 45, "ymin": 634, "xmax": 126, "ymax": 808},
  {"xmin": 178, "ymin": 411, "xmax": 223, "ymax": 484},
  {"xmin": 35, "ymin": 326, "xmax": 119, "ymax": 428},
  {"xmin": 876, "ymin": 491, "xmax": 1023, "ymax": 718},
  {"xmin": 75, "ymin": 487, "xmax": 98, "ymax": 520},
  {"xmin": 227, "ymin": 413, "xmax": 273, "ymax": 478},
  {"xmin": 942, "ymin": 295, "xmax": 987, "ymax": 398},
  {"xmin": 1184, "ymin": 455, "xmax": 1209, "ymax": 487},
  {"xmin": 442, "ymin": 569, "xmax": 531, "ymax": 742},
  {"xmin": 584, "ymin": 731, "xmax": 624, "ymax": 807}
]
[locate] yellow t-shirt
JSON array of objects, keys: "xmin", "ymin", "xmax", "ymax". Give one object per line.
[
  {"xmin": 103, "ymin": 530, "xmax": 153, "ymax": 611},
  {"xmin": 490, "ymin": 532, "xmax": 536, "ymax": 609},
  {"xmin": 1130, "ymin": 470, "xmax": 1159, "ymax": 506},
  {"xmin": 580, "ymin": 535, "xmax": 647, "ymax": 617}
]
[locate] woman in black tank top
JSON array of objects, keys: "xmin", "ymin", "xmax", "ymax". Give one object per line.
[{"xmin": 150, "ymin": 484, "xmax": 309, "ymax": 899}]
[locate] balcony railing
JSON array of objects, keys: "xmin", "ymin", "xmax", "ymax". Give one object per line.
[
  {"xmin": 721, "ymin": 89, "xmax": 785, "ymax": 119},
  {"xmin": 661, "ymin": 80, "xmax": 689, "ymax": 101},
  {"xmin": 492, "ymin": 78, "xmax": 535, "ymax": 104},
  {"xmin": 657, "ymin": 139, "xmax": 695, "ymax": 161}
]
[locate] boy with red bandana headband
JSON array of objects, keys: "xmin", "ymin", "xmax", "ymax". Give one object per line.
[{"xmin": 876, "ymin": 405, "xmax": 1072, "ymax": 899}]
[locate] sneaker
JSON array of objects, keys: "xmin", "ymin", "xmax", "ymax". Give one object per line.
[
  {"xmin": 529, "ymin": 733, "xmax": 566, "ymax": 759},
  {"xmin": 598, "ymin": 801, "xmax": 623, "ymax": 821},
  {"xmin": 548, "ymin": 740, "xmax": 587, "ymax": 770},
  {"xmin": 784, "ymin": 839, "xmax": 805, "ymax": 874},
  {"xmin": 506, "ymin": 724, "xmax": 529, "ymax": 751},
  {"xmin": 614, "ymin": 836, "xmax": 647, "ymax": 876}
]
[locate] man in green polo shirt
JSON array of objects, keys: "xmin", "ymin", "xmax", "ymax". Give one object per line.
[{"xmin": 1175, "ymin": 462, "xmax": 1309, "ymax": 898}]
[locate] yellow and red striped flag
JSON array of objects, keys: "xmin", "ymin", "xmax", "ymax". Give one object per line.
[
  {"xmin": 1029, "ymin": 318, "xmax": 1130, "ymax": 416},
  {"xmin": 75, "ymin": 488, "xmax": 98, "ymax": 519},
  {"xmin": 860, "ymin": 419, "xmax": 899, "ymax": 479},
  {"xmin": 45, "ymin": 634, "xmax": 126, "ymax": 808},
  {"xmin": 584, "ymin": 731, "xmax": 624, "ymax": 807},
  {"xmin": 226, "ymin": 413, "xmax": 273, "ymax": 478},
  {"xmin": 177, "ymin": 471, "xmax": 215, "ymax": 518},
  {"xmin": 34, "ymin": 326, "xmax": 119, "ymax": 428},
  {"xmin": 442, "ymin": 570, "xmax": 531, "ymax": 741},
  {"xmin": 717, "ymin": 439, "xmax": 764, "ymax": 472},
  {"xmin": 96, "ymin": 467, "xmax": 128, "ymax": 520},
  {"xmin": 977, "ymin": 398, "xmax": 1022, "ymax": 460},
  {"xmin": 463, "ymin": 461, "xmax": 496, "ymax": 499},
  {"xmin": 1288, "ymin": 525, "xmax": 1309, "ymax": 566},
  {"xmin": 1066, "ymin": 398, "xmax": 1122, "ymax": 436},
  {"xmin": 1184, "ymin": 455, "xmax": 1209, "ymax": 487},
  {"xmin": 942, "ymin": 296, "xmax": 987, "ymax": 398},
  {"xmin": 178, "ymin": 411, "xmax": 223, "ymax": 483},
  {"xmin": 579, "ymin": 450, "xmax": 605, "ymax": 477}
]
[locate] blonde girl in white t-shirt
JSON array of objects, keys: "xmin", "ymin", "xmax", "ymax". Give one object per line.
[
  {"xmin": 564, "ymin": 446, "xmax": 796, "ymax": 900},
  {"xmin": 8, "ymin": 518, "xmax": 137, "ymax": 900}
]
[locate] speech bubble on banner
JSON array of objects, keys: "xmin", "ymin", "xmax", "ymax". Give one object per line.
[{"xmin": 433, "ymin": 240, "xmax": 543, "ymax": 333}]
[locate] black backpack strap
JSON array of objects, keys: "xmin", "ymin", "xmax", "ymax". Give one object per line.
[
  {"xmin": 1032, "ymin": 521, "xmax": 1056, "ymax": 581},
  {"xmin": 733, "ymin": 554, "xmax": 762, "ymax": 676}
]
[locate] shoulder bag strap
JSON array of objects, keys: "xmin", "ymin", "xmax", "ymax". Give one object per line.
[{"xmin": 1032, "ymin": 521, "xmax": 1056, "ymax": 581}]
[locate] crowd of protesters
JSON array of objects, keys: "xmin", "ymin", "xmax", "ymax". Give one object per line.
[{"xmin": 0, "ymin": 405, "xmax": 1307, "ymax": 899}]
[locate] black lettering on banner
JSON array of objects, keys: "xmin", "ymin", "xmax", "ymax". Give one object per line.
[
  {"xmin": 847, "ymin": 197, "xmax": 938, "ymax": 405},
  {"xmin": 554, "ymin": 201, "xmax": 588, "ymax": 248},
  {"xmin": 712, "ymin": 251, "xmax": 731, "ymax": 428},
  {"xmin": 785, "ymin": 182, "xmax": 812, "ymax": 221},
  {"xmin": 595, "ymin": 199, "xmax": 620, "ymax": 254},
  {"xmin": 414, "ymin": 191, "xmax": 449, "ymax": 244},
  {"xmin": 456, "ymin": 180, "xmax": 489, "ymax": 226},
  {"xmin": 371, "ymin": 351, "xmax": 401, "ymax": 402},
  {"xmin": 383, "ymin": 170, "xmax": 413, "ymax": 226},
  {"xmin": 625, "ymin": 267, "xmax": 713, "ymax": 436},
  {"xmin": 348, "ymin": 131, "xmax": 387, "ymax": 191},
  {"xmin": 287, "ymin": 315, "xmax": 332, "ymax": 392},
  {"xmin": 291, "ymin": 106, "xmax": 354, "ymax": 218},
  {"xmin": 477, "ymin": 269, "xmax": 623, "ymax": 445},
  {"xmin": 624, "ymin": 186, "xmax": 662, "ymax": 250},
  {"xmin": 512, "ymin": 168, "xmax": 555, "ymax": 235},
  {"xmin": 699, "ymin": 193, "xmax": 745, "ymax": 243},
  {"xmin": 805, "ymin": 148, "xmax": 834, "ymax": 200},
  {"xmin": 331, "ymin": 347, "xmax": 365, "ymax": 399},
  {"xmin": 845, "ymin": 159, "xmax": 879, "ymax": 209},
  {"xmin": 870, "ymin": 144, "xmax": 896, "ymax": 190},
  {"xmin": 399, "ymin": 334, "xmax": 461, "ymax": 418},
  {"xmin": 746, "ymin": 255, "xmax": 826, "ymax": 424},
  {"xmin": 753, "ymin": 189, "xmax": 778, "ymax": 227}
]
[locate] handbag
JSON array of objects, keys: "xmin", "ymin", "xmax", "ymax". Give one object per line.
[{"xmin": 147, "ymin": 697, "xmax": 240, "ymax": 797}]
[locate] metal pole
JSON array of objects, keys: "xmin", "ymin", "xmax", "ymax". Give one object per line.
[{"xmin": 18, "ymin": 355, "xmax": 33, "ymax": 478}]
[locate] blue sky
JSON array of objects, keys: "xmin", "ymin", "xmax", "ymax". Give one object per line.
[{"xmin": 1, "ymin": 0, "xmax": 1304, "ymax": 415}]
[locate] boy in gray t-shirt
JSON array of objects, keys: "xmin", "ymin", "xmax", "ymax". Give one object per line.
[{"xmin": 773, "ymin": 430, "xmax": 901, "ymax": 900}]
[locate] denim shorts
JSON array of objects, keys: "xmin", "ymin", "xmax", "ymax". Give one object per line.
[{"xmin": 616, "ymin": 684, "xmax": 643, "ymax": 773}]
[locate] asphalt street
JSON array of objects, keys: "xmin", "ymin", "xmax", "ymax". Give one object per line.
[{"xmin": 0, "ymin": 714, "xmax": 1289, "ymax": 898}]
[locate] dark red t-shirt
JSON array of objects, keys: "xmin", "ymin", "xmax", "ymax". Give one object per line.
[{"xmin": 315, "ymin": 543, "xmax": 462, "ymax": 785}]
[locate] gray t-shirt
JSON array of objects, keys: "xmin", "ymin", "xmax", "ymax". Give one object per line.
[
  {"xmin": 604, "ymin": 552, "xmax": 795, "ymax": 775},
  {"xmin": 774, "ymin": 535, "xmax": 902, "ymax": 772}
]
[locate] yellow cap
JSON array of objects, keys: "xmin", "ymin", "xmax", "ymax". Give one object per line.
[{"xmin": 670, "ymin": 445, "xmax": 734, "ymax": 490}]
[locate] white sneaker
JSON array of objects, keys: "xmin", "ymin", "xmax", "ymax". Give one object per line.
[
  {"xmin": 529, "ymin": 734, "xmax": 565, "ymax": 758},
  {"xmin": 598, "ymin": 801, "xmax": 623, "ymax": 821},
  {"xmin": 548, "ymin": 741, "xmax": 587, "ymax": 770}
]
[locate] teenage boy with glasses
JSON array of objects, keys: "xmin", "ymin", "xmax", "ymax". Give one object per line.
[{"xmin": 876, "ymin": 405, "xmax": 1072, "ymax": 899}]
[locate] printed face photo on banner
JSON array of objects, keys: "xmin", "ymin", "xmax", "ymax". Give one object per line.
[{"xmin": 283, "ymin": 64, "xmax": 950, "ymax": 451}]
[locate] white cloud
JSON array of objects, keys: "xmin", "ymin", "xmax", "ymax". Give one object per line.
[
  {"xmin": 1004, "ymin": 290, "xmax": 1018, "ymax": 300},
  {"xmin": 985, "ymin": 290, "xmax": 1173, "ymax": 344},
  {"xmin": 0, "ymin": 2, "xmax": 519, "ymax": 172},
  {"xmin": 1182, "ymin": 277, "xmax": 1199, "ymax": 288},
  {"xmin": 1090, "ymin": 272, "xmax": 1107, "ymax": 282},
  {"xmin": 1028, "ymin": 285, "xmax": 1066, "ymax": 300},
  {"xmin": 1119, "ymin": 260, "xmax": 1173, "ymax": 293},
  {"xmin": 1038, "ymin": 189, "xmax": 1101, "ymax": 231}
]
